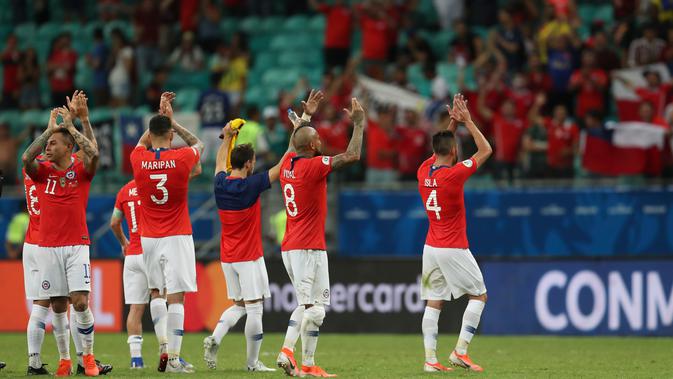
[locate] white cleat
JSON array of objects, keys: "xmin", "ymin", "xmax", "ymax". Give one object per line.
[
  {"xmin": 248, "ymin": 361, "xmax": 277, "ymax": 372},
  {"xmin": 203, "ymin": 336, "xmax": 219, "ymax": 369},
  {"xmin": 166, "ymin": 358, "xmax": 195, "ymax": 374}
]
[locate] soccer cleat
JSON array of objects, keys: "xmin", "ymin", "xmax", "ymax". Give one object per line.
[
  {"xmin": 77, "ymin": 360, "xmax": 112, "ymax": 375},
  {"xmin": 27, "ymin": 364, "xmax": 50, "ymax": 375},
  {"xmin": 55, "ymin": 359, "xmax": 72, "ymax": 377},
  {"xmin": 301, "ymin": 365, "xmax": 337, "ymax": 377},
  {"xmin": 158, "ymin": 353, "xmax": 168, "ymax": 372},
  {"xmin": 276, "ymin": 348, "xmax": 299, "ymax": 377},
  {"xmin": 423, "ymin": 361, "xmax": 453, "ymax": 372},
  {"xmin": 248, "ymin": 361, "xmax": 277, "ymax": 372},
  {"xmin": 166, "ymin": 358, "xmax": 195, "ymax": 374},
  {"xmin": 130, "ymin": 357, "xmax": 144, "ymax": 369},
  {"xmin": 0, "ymin": 361, "xmax": 5, "ymax": 370},
  {"xmin": 449, "ymin": 351, "xmax": 483, "ymax": 372},
  {"xmin": 179, "ymin": 358, "xmax": 194, "ymax": 371},
  {"xmin": 82, "ymin": 354, "xmax": 99, "ymax": 376},
  {"xmin": 203, "ymin": 336, "xmax": 219, "ymax": 369}
]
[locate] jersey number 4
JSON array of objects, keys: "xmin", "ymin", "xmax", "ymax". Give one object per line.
[
  {"xmin": 426, "ymin": 189, "xmax": 442, "ymax": 220},
  {"xmin": 149, "ymin": 174, "xmax": 169, "ymax": 205}
]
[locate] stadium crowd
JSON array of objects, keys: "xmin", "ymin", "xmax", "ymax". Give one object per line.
[{"xmin": 2, "ymin": 0, "xmax": 673, "ymax": 185}]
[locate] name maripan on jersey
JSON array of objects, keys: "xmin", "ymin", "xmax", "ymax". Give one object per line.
[{"xmin": 141, "ymin": 160, "xmax": 177, "ymax": 170}]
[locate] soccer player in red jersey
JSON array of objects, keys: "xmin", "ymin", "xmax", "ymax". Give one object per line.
[
  {"xmin": 21, "ymin": 99, "xmax": 101, "ymax": 376},
  {"xmin": 110, "ymin": 179, "xmax": 152, "ymax": 369},
  {"xmin": 130, "ymin": 92, "xmax": 204, "ymax": 373},
  {"xmin": 203, "ymin": 91, "xmax": 323, "ymax": 372},
  {"xmin": 276, "ymin": 97, "xmax": 365, "ymax": 378},
  {"xmin": 418, "ymin": 95, "xmax": 492, "ymax": 373}
]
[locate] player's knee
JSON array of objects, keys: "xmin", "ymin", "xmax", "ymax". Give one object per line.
[{"xmin": 304, "ymin": 305, "xmax": 326, "ymax": 327}]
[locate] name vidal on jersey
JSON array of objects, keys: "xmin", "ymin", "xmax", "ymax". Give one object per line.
[
  {"xmin": 424, "ymin": 178, "xmax": 437, "ymax": 188},
  {"xmin": 141, "ymin": 160, "xmax": 176, "ymax": 170},
  {"xmin": 283, "ymin": 169, "xmax": 295, "ymax": 179}
]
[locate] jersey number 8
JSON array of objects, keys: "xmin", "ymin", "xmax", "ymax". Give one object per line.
[
  {"xmin": 283, "ymin": 183, "xmax": 298, "ymax": 217},
  {"xmin": 426, "ymin": 189, "xmax": 442, "ymax": 220},
  {"xmin": 149, "ymin": 174, "xmax": 169, "ymax": 205}
]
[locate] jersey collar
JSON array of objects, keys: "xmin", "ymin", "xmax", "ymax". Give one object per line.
[
  {"xmin": 428, "ymin": 164, "xmax": 450, "ymax": 177},
  {"xmin": 149, "ymin": 147, "xmax": 170, "ymax": 160}
]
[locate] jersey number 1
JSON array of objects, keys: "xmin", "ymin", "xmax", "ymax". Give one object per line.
[
  {"xmin": 426, "ymin": 189, "xmax": 442, "ymax": 220},
  {"xmin": 149, "ymin": 174, "xmax": 169, "ymax": 205},
  {"xmin": 127, "ymin": 201, "xmax": 138, "ymax": 232}
]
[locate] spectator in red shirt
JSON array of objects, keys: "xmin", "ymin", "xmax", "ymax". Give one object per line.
[
  {"xmin": 315, "ymin": 102, "xmax": 351, "ymax": 156},
  {"xmin": 527, "ymin": 54, "xmax": 553, "ymax": 96},
  {"xmin": 310, "ymin": 0, "xmax": 353, "ymax": 72},
  {"xmin": 569, "ymin": 50, "xmax": 608, "ymax": 119},
  {"xmin": 396, "ymin": 109, "xmax": 428, "ymax": 181},
  {"xmin": 366, "ymin": 106, "xmax": 398, "ymax": 184},
  {"xmin": 479, "ymin": 95, "xmax": 527, "ymax": 182},
  {"xmin": 356, "ymin": 1, "xmax": 393, "ymax": 80},
  {"xmin": 589, "ymin": 30, "xmax": 621, "ymax": 72},
  {"xmin": 617, "ymin": 69, "xmax": 673, "ymax": 118},
  {"xmin": 505, "ymin": 72, "xmax": 534, "ymax": 120},
  {"xmin": 638, "ymin": 101, "xmax": 669, "ymax": 128},
  {"xmin": 1, "ymin": 34, "xmax": 20, "ymax": 109},
  {"xmin": 46, "ymin": 33, "xmax": 78, "ymax": 107}
]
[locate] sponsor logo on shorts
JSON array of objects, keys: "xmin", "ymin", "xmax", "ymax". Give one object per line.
[
  {"xmin": 41, "ymin": 281, "xmax": 50, "ymax": 290},
  {"xmin": 323, "ymin": 289, "xmax": 330, "ymax": 299}
]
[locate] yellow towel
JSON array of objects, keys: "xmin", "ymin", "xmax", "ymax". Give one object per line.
[{"xmin": 226, "ymin": 118, "xmax": 246, "ymax": 172}]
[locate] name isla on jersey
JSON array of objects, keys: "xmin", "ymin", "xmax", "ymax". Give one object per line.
[
  {"xmin": 141, "ymin": 160, "xmax": 176, "ymax": 170},
  {"xmin": 424, "ymin": 178, "xmax": 438, "ymax": 188}
]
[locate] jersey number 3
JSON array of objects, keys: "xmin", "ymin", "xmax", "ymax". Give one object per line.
[
  {"xmin": 426, "ymin": 189, "xmax": 442, "ymax": 220},
  {"xmin": 149, "ymin": 174, "xmax": 168, "ymax": 205}
]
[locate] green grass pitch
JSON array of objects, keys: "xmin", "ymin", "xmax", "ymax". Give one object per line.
[{"xmin": 0, "ymin": 333, "xmax": 670, "ymax": 378}]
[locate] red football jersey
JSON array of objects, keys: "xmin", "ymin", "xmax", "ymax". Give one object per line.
[
  {"xmin": 130, "ymin": 146, "xmax": 200, "ymax": 238},
  {"xmin": 22, "ymin": 168, "xmax": 40, "ymax": 245},
  {"xmin": 417, "ymin": 156, "xmax": 477, "ymax": 249},
  {"xmin": 280, "ymin": 153, "xmax": 333, "ymax": 251},
  {"xmin": 32, "ymin": 158, "xmax": 94, "ymax": 247},
  {"xmin": 114, "ymin": 180, "xmax": 143, "ymax": 255}
]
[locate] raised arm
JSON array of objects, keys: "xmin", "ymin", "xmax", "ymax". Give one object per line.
[
  {"xmin": 215, "ymin": 122, "xmax": 236, "ymax": 175},
  {"xmin": 331, "ymin": 97, "xmax": 365, "ymax": 170},
  {"xmin": 109, "ymin": 207, "xmax": 129, "ymax": 254},
  {"xmin": 22, "ymin": 109, "xmax": 58, "ymax": 177},
  {"xmin": 59, "ymin": 106, "xmax": 99, "ymax": 175},
  {"xmin": 451, "ymin": 95, "xmax": 492, "ymax": 168},
  {"xmin": 68, "ymin": 90, "xmax": 97, "ymax": 150},
  {"xmin": 528, "ymin": 93, "xmax": 546, "ymax": 126},
  {"xmin": 160, "ymin": 91, "xmax": 205, "ymax": 153}
]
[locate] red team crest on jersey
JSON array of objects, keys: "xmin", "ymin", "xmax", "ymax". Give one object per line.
[{"xmin": 417, "ymin": 156, "xmax": 477, "ymax": 249}]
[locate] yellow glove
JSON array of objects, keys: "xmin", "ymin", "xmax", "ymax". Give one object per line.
[{"xmin": 226, "ymin": 118, "xmax": 246, "ymax": 172}]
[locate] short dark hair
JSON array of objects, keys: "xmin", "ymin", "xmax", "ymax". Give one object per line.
[
  {"xmin": 53, "ymin": 128, "xmax": 75, "ymax": 146},
  {"xmin": 432, "ymin": 130, "xmax": 456, "ymax": 156},
  {"xmin": 230, "ymin": 143, "xmax": 255, "ymax": 169},
  {"xmin": 149, "ymin": 115, "xmax": 172, "ymax": 136}
]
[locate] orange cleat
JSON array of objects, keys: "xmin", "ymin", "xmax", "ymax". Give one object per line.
[
  {"xmin": 301, "ymin": 365, "xmax": 337, "ymax": 377},
  {"xmin": 82, "ymin": 354, "xmax": 99, "ymax": 376},
  {"xmin": 277, "ymin": 348, "xmax": 299, "ymax": 376},
  {"xmin": 423, "ymin": 361, "xmax": 454, "ymax": 372},
  {"xmin": 449, "ymin": 351, "xmax": 483, "ymax": 372},
  {"xmin": 55, "ymin": 359, "xmax": 72, "ymax": 376}
]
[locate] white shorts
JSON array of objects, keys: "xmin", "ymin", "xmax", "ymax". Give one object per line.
[
  {"xmin": 282, "ymin": 250, "xmax": 330, "ymax": 306},
  {"xmin": 421, "ymin": 245, "xmax": 487, "ymax": 301},
  {"xmin": 37, "ymin": 245, "xmax": 91, "ymax": 298},
  {"xmin": 221, "ymin": 257, "xmax": 271, "ymax": 301},
  {"xmin": 23, "ymin": 243, "xmax": 48, "ymax": 301},
  {"xmin": 141, "ymin": 235, "xmax": 197, "ymax": 295},
  {"xmin": 124, "ymin": 254, "xmax": 150, "ymax": 304}
]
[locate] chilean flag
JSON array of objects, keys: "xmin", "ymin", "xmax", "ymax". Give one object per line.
[
  {"xmin": 612, "ymin": 64, "xmax": 671, "ymax": 121},
  {"xmin": 581, "ymin": 122, "xmax": 667, "ymax": 176}
]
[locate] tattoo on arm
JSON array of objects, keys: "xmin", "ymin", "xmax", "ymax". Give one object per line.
[
  {"xmin": 22, "ymin": 128, "xmax": 53, "ymax": 174},
  {"xmin": 68, "ymin": 124, "xmax": 99, "ymax": 159},
  {"xmin": 80, "ymin": 118, "xmax": 98, "ymax": 149},
  {"xmin": 331, "ymin": 118, "xmax": 365, "ymax": 170},
  {"xmin": 172, "ymin": 120, "xmax": 205, "ymax": 153}
]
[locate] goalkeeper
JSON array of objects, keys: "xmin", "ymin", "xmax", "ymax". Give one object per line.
[{"xmin": 203, "ymin": 90, "xmax": 323, "ymax": 371}]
